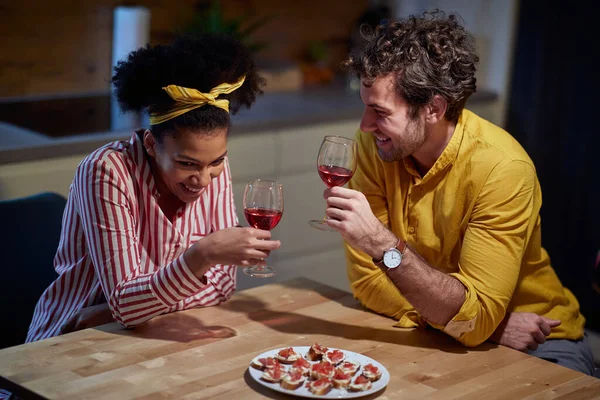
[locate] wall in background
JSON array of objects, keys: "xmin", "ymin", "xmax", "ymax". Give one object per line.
[
  {"xmin": 392, "ymin": 0, "xmax": 518, "ymax": 128},
  {"xmin": 0, "ymin": 0, "xmax": 367, "ymax": 98}
]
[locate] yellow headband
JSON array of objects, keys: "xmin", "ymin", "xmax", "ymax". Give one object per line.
[{"xmin": 149, "ymin": 75, "xmax": 246, "ymax": 125}]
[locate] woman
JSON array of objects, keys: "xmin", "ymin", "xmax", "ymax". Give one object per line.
[{"xmin": 26, "ymin": 34, "xmax": 280, "ymax": 342}]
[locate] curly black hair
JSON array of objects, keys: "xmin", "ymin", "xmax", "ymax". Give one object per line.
[
  {"xmin": 112, "ymin": 33, "xmax": 265, "ymax": 141},
  {"xmin": 344, "ymin": 10, "xmax": 479, "ymax": 124}
]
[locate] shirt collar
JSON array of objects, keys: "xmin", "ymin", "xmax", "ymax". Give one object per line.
[{"xmin": 403, "ymin": 109, "xmax": 468, "ymax": 183}]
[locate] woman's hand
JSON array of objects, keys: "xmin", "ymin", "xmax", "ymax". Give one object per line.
[
  {"xmin": 60, "ymin": 303, "xmax": 114, "ymax": 334},
  {"xmin": 187, "ymin": 227, "xmax": 281, "ymax": 277}
]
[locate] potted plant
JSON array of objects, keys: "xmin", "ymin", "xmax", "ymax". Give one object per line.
[
  {"xmin": 182, "ymin": 0, "xmax": 271, "ymax": 54},
  {"xmin": 300, "ymin": 41, "xmax": 334, "ymax": 86}
]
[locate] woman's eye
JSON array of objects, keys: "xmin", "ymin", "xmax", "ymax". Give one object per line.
[
  {"xmin": 211, "ymin": 158, "xmax": 225, "ymax": 167},
  {"xmin": 178, "ymin": 161, "xmax": 196, "ymax": 167}
]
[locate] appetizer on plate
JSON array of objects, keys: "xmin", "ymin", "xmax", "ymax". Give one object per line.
[
  {"xmin": 249, "ymin": 346, "xmax": 387, "ymax": 396},
  {"xmin": 251, "ymin": 357, "xmax": 283, "ymax": 371},
  {"xmin": 275, "ymin": 347, "xmax": 300, "ymax": 364},
  {"xmin": 290, "ymin": 357, "xmax": 312, "ymax": 376},
  {"xmin": 323, "ymin": 349, "xmax": 346, "ymax": 365},
  {"xmin": 362, "ymin": 363, "xmax": 382, "ymax": 381},
  {"xmin": 338, "ymin": 359, "xmax": 360, "ymax": 376},
  {"xmin": 281, "ymin": 368, "xmax": 306, "ymax": 390},
  {"xmin": 348, "ymin": 374, "xmax": 373, "ymax": 392},
  {"xmin": 331, "ymin": 368, "xmax": 352, "ymax": 389},
  {"xmin": 310, "ymin": 361, "xmax": 335, "ymax": 380},
  {"xmin": 261, "ymin": 366, "xmax": 284, "ymax": 383},
  {"xmin": 306, "ymin": 342, "xmax": 328, "ymax": 361},
  {"xmin": 307, "ymin": 377, "xmax": 333, "ymax": 395}
]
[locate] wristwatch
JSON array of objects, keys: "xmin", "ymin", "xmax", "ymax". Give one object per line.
[{"xmin": 373, "ymin": 238, "xmax": 406, "ymax": 271}]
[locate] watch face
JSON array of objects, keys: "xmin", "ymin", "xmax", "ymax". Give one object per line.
[{"xmin": 383, "ymin": 248, "xmax": 402, "ymax": 268}]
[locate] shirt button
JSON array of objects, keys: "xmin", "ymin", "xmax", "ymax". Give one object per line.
[{"xmin": 408, "ymin": 227, "xmax": 415, "ymax": 234}]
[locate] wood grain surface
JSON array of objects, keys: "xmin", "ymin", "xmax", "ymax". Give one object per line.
[{"xmin": 1, "ymin": 278, "xmax": 599, "ymax": 399}]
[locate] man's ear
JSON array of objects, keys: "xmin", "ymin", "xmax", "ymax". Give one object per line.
[
  {"xmin": 143, "ymin": 129, "xmax": 157, "ymax": 157},
  {"xmin": 426, "ymin": 95, "xmax": 448, "ymax": 124}
]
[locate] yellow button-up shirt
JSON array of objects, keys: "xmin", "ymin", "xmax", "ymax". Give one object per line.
[{"xmin": 346, "ymin": 109, "xmax": 585, "ymax": 347}]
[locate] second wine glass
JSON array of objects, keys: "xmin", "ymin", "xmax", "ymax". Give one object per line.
[
  {"xmin": 243, "ymin": 179, "xmax": 284, "ymax": 278},
  {"xmin": 309, "ymin": 135, "xmax": 358, "ymax": 231}
]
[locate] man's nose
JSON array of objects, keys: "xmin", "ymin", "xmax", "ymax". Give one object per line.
[{"xmin": 360, "ymin": 107, "xmax": 376, "ymax": 132}]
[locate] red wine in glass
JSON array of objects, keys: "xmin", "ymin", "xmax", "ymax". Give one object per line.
[
  {"xmin": 309, "ymin": 135, "xmax": 358, "ymax": 231},
  {"xmin": 244, "ymin": 208, "xmax": 283, "ymax": 231},
  {"xmin": 318, "ymin": 165, "xmax": 355, "ymax": 188},
  {"xmin": 243, "ymin": 179, "xmax": 284, "ymax": 277}
]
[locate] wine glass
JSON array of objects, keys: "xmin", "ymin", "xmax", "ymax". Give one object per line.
[
  {"xmin": 242, "ymin": 179, "xmax": 284, "ymax": 278},
  {"xmin": 309, "ymin": 135, "xmax": 358, "ymax": 231}
]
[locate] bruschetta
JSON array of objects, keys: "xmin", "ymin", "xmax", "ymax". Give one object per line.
[
  {"xmin": 310, "ymin": 361, "xmax": 335, "ymax": 380},
  {"xmin": 348, "ymin": 374, "xmax": 372, "ymax": 392},
  {"xmin": 261, "ymin": 366, "xmax": 284, "ymax": 383},
  {"xmin": 362, "ymin": 363, "xmax": 382, "ymax": 381},
  {"xmin": 331, "ymin": 368, "xmax": 352, "ymax": 389},
  {"xmin": 290, "ymin": 357, "xmax": 311, "ymax": 376},
  {"xmin": 275, "ymin": 347, "xmax": 300, "ymax": 364},
  {"xmin": 306, "ymin": 342, "xmax": 328, "ymax": 361},
  {"xmin": 323, "ymin": 349, "xmax": 346, "ymax": 365},
  {"xmin": 280, "ymin": 368, "xmax": 306, "ymax": 390},
  {"xmin": 250, "ymin": 357, "xmax": 282, "ymax": 371},
  {"xmin": 307, "ymin": 377, "xmax": 333, "ymax": 395},
  {"xmin": 338, "ymin": 359, "xmax": 360, "ymax": 376}
]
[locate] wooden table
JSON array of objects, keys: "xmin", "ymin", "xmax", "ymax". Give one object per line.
[{"xmin": 1, "ymin": 278, "xmax": 599, "ymax": 399}]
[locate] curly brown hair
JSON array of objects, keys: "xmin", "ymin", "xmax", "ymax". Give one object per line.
[
  {"xmin": 344, "ymin": 10, "xmax": 479, "ymax": 124},
  {"xmin": 112, "ymin": 33, "xmax": 265, "ymax": 141}
]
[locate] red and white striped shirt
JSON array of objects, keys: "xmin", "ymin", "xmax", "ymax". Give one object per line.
[{"xmin": 27, "ymin": 132, "xmax": 238, "ymax": 342}]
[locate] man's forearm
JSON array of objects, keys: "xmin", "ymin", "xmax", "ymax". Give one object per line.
[{"xmin": 386, "ymin": 244, "xmax": 465, "ymax": 325}]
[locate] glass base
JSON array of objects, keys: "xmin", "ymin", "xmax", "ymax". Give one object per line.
[
  {"xmin": 243, "ymin": 265, "xmax": 276, "ymax": 278},
  {"xmin": 308, "ymin": 218, "xmax": 336, "ymax": 231}
]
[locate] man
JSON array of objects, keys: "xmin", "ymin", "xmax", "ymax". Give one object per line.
[{"xmin": 323, "ymin": 11, "xmax": 595, "ymax": 375}]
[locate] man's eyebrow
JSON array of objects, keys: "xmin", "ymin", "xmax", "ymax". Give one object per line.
[
  {"xmin": 359, "ymin": 91, "xmax": 391, "ymax": 112},
  {"xmin": 367, "ymin": 103, "xmax": 391, "ymax": 112}
]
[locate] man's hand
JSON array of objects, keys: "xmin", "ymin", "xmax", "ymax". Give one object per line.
[
  {"xmin": 60, "ymin": 303, "xmax": 114, "ymax": 334},
  {"xmin": 490, "ymin": 312, "xmax": 561, "ymax": 352},
  {"xmin": 323, "ymin": 186, "xmax": 395, "ymax": 258}
]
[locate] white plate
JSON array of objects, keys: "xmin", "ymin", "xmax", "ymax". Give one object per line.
[{"xmin": 247, "ymin": 346, "xmax": 390, "ymax": 398}]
